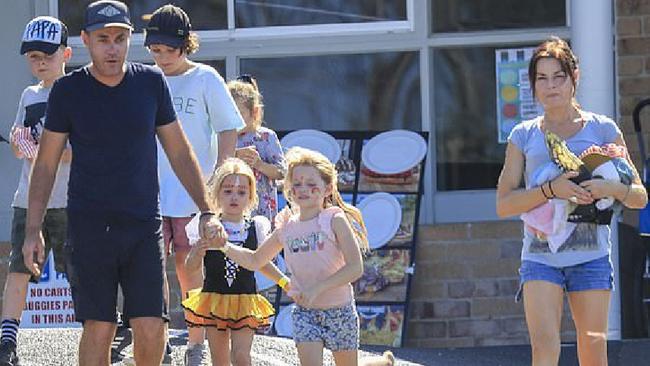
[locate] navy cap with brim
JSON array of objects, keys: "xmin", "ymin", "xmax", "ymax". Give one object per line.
[
  {"xmin": 144, "ymin": 32, "xmax": 184, "ymax": 48},
  {"xmin": 84, "ymin": 22, "xmax": 133, "ymax": 33},
  {"xmin": 20, "ymin": 41, "xmax": 60, "ymax": 55}
]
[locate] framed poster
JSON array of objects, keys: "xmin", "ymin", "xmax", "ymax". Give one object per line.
[{"xmin": 495, "ymin": 47, "xmax": 543, "ymax": 143}]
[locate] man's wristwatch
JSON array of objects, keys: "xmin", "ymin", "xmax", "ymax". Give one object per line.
[{"xmin": 199, "ymin": 211, "xmax": 216, "ymax": 219}]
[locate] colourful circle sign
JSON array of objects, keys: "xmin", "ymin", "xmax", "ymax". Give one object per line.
[{"xmin": 501, "ymin": 86, "xmax": 518, "ymax": 102}]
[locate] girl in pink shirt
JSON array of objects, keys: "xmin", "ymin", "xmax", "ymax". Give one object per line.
[{"xmin": 218, "ymin": 147, "xmax": 380, "ymax": 365}]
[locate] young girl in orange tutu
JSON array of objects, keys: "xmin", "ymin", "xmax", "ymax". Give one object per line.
[{"xmin": 182, "ymin": 158, "xmax": 289, "ymax": 366}]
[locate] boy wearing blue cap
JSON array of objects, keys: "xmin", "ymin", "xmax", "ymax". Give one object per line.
[{"xmin": 0, "ymin": 15, "xmax": 72, "ymax": 366}]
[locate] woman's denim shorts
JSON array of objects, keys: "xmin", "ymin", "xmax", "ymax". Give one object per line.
[{"xmin": 516, "ymin": 255, "xmax": 613, "ymax": 302}]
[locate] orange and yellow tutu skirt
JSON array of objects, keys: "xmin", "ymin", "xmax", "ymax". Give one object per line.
[{"xmin": 181, "ymin": 289, "xmax": 275, "ymax": 330}]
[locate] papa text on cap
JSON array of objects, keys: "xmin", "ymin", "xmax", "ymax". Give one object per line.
[{"xmin": 20, "ymin": 16, "xmax": 68, "ymax": 55}]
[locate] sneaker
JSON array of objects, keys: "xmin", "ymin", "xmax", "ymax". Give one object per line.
[
  {"xmin": 0, "ymin": 341, "xmax": 18, "ymax": 366},
  {"xmin": 110, "ymin": 325, "xmax": 132, "ymax": 364},
  {"xmin": 184, "ymin": 343, "xmax": 207, "ymax": 366}
]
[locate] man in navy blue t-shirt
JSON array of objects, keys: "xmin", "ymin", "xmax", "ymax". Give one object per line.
[{"xmin": 21, "ymin": 1, "xmax": 225, "ymax": 364}]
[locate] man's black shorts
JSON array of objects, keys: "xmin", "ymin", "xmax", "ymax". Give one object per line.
[{"xmin": 66, "ymin": 211, "xmax": 168, "ymax": 323}]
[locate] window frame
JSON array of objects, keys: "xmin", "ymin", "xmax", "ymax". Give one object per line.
[{"xmin": 51, "ymin": 0, "xmax": 571, "ymax": 224}]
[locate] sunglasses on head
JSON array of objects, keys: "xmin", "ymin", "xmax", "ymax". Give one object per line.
[{"xmin": 236, "ymin": 74, "xmax": 254, "ymax": 84}]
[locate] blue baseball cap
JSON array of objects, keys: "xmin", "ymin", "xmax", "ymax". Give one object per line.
[
  {"xmin": 20, "ymin": 16, "xmax": 68, "ymax": 55},
  {"xmin": 84, "ymin": 0, "xmax": 133, "ymax": 33}
]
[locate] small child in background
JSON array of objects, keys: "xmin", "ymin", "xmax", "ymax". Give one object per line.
[
  {"xmin": 183, "ymin": 158, "xmax": 289, "ymax": 366},
  {"xmin": 215, "ymin": 147, "xmax": 394, "ymax": 366},
  {"xmin": 229, "ymin": 76, "xmax": 285, "ymax": 225}
]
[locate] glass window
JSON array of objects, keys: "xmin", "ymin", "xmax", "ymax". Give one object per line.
[
  {"xmin": 202, "ymin": 60, "xmax": 226, "ymax": 77},
  {"xmin": 433, "ymin": 45, "xmax": 534, "ymax": 191},
  {"xmin": 432, "ymin": 0, "xmax": 565, "ymax": 33},
  {"xmin": 58, "ymin": 0, "xmax": 227, "ymax": 36},
  {"xmin": 236, "ymin": 0, "xmax": 407, "ymax": 28},
  {"xmin": 240, "ymin": 52, "xmax": 420, "ymax": 131}
]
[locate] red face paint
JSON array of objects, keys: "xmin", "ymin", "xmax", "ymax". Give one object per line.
[{"xmin": 310, "ymin": 187, "xmax": 321, "ymax": 195}]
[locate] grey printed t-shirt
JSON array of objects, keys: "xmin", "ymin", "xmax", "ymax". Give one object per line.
[
  {"xmin": 508, "ymin": 112, "xmax": 621, "ymax": 267},
  {"xmin": 12, "ymin": 84, "xmax": 69, "ymax": 209}
]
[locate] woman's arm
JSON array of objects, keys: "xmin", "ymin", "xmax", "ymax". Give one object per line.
[
  {"xmin": 579, "ymin": 136, "xmax": 648, "ymax": 209},
  {"xmin": 496, "ymin": 143, "xmax": 552, "ymax": 217},
  {"xmin": 223, "ymin": 229, "xmax": 284, "ymax": 271},
  {"xmin": 296, "ymin": 214, "xmax": 363, "ymax": 307},
  {"xmin": 496, "ymin": 142, "xmax": 592, "ymax": 217}
]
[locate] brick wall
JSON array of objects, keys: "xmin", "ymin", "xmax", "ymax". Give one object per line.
[
  {"xmin": 617, "ymin": 0, "xmax": 650, "ymax": 216},
  {"xmin": 405, "ymin": 222, "xmax": 577, "ymax": 348}
]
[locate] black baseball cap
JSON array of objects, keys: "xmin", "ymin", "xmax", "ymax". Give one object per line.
[
  {"xmin": 144, "ymin": 5, "xmax": 191, "ymax": 49},
  {"xmin": 20, "ymin": 16, "xmax": 68, "ymax": 55},
  {"xmin": 84, "ymin": 0, "xmax": 133, "ymax": 33}
]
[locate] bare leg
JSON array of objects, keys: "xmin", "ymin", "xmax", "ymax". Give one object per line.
[
  {"xmin": 523, "ymin": 281, "xmax": 564, "ymax": 366},
  {"xmin": 230, "ymin": 328, "xmax": 254, "ymax": 366},
  {"xmin": 78, "ymin": 320, "xmax": 116, "ymax": 366},
  {"xmin": 207, "ymin": 328, "xmax": 231, "ymax": 366},
  {"xmin": 296, "ymin": 342, "xmax": 324, "ymax": 366},
  {"xmin": 332, "ymin": 349, "xmax": 358, "ymax": 366},
  {"xmin": 130, "ymin": 317, "xmax": 166, "ymax": 366},
  {"xmin": 567, "ymin": 290, "xmax": 610, "ymax": 366},
  {"xmin": 1, "ymin": 273, "xmax": 31, "ymax": 320},
  {"xmin": 175, "ymin": 248, "xmax": 205, "ymax": 346}
]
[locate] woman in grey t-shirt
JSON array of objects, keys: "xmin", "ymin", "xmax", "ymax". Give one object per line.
[{"xmin": 496, "ymin": 37, "xmax": 647, "ymax": 365}]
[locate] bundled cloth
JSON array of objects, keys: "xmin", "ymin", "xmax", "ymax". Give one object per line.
[{"xmin": 522, "ymin": 143, "xmax": 634, "ymax": 253}]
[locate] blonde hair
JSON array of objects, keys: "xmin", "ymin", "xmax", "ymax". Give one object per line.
[
  {"xmin": 207, "ymin": 158, "xmax": 258, "ymax": 217},
  {"xmin": 283, "ymin": 147, "xmax": 369, "ymax": 251},
  {"xmin": 227, "ymin": 80, "xmax": 264, "ymax": 129}
]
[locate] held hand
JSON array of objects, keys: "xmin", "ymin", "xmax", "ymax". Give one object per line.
[
  {"xmin": 295, "ymin": 285, "xmax": 323, "ymax": 308},
  {"xmin": 189, "ymin": 239, "xmax": 212, "ymax": 258},
  {"xmin": 22, "ymin": 230, "xmax": 45, "ymax": 277},
  {"xmin": 579, "ymin": 179, "xmax": 616, "ymax": 200},
  {"xmin": 550, "ymin": 171, "xmax": 593, "ymax": 204},
  {"xmin": 199, "ymin": 214, "xmax": 224, "ymax": 240}
]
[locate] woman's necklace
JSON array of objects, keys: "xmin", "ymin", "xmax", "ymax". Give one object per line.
[{"xmin": 541, "ymin": 112, "xmax": 585, "ymax": 140}]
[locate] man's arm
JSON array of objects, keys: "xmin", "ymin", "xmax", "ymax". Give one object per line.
[
  {"xmin": 157, "ymin": 121, "xmax": 212, "ymax": 212},
  {"xmin": 217, "ymin": 129, "xmax": 237, "ymax": 167},
  {"xmin": 59, "ymin": 147, "xmax": 72, "ymax": 163},
  {"xmin": 24, "ymin": 129, "xmax": 67, "ymax": 275}
]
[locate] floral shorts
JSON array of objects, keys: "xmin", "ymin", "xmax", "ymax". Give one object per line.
[{"xmin": 292, "ymin": 302, "xmax": 359, "ymax": 351}]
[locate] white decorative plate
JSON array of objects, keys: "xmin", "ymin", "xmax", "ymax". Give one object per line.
[
  {"xmin": 361, "ymin": 130, "xmax": 427, "ymax": 174},
  {"xmin": 357, "ymin": 193, "xmax": 402, "ymax": 249},
  {"xmin": 281, "ymin": 130, "xmax": 341, "ymax": 164},
  {"xmin": 274, "ymin": 304, "xmax": 295, "ymax": 337}
]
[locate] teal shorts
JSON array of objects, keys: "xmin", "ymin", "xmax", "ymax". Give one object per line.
[{"xmin": 10, "ymin": 207, "xmax": 67, "ymax": 282}]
